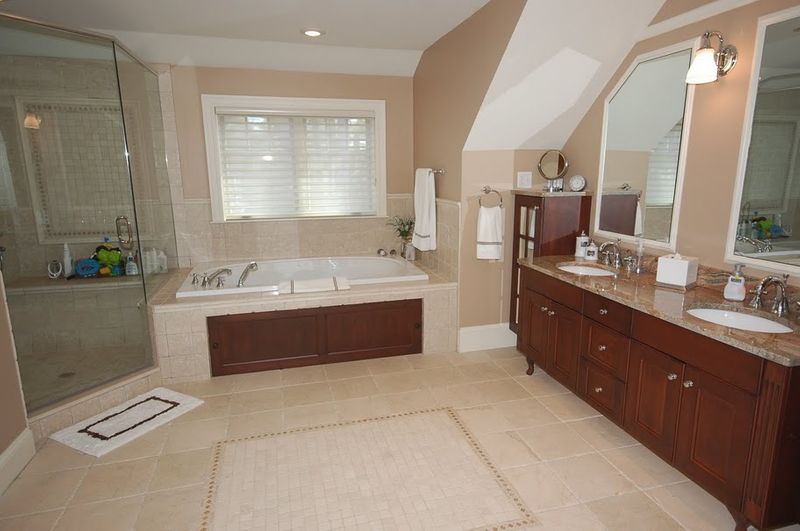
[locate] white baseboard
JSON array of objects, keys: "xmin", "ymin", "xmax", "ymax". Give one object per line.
[
  {"xmin": 0, "ymin": 428, "xmax": 34, "ymax": 494},
  {"xmin": 458, "ymin": 323, "xmax": 517, "ymax": 352}
]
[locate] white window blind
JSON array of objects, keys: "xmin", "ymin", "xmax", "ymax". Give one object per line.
[
  {"xmin": 644, "ymin": 121, "xmax": 683, "ymax": 207},
  {"xmin": 202, "ymin": 95, "xmax": 386, "ymax": 222}
]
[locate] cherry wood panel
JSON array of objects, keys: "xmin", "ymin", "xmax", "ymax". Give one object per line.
[
  {"xmin": 631, "ymin": 311, "xmax": 763, "ymax": 395},
  {"xmin": 582, "ymin": 292, "xmax": 632, "ymax": 335},
  {"xmin": 546, "ymin": 301, "xmax": 582, "ymax": 390},
  {"xmin": 598, "ymin": 193, "xmax": 638, "ymax": 235},
  {"xmin": 624, "ymin": 341, "xmax": 684, "ymax": 460},
  {"xmin": 523, "ymin": 268, "xmax": 584, "ymax": 312},
  {"xmin": 208, "ymin": 300, "xmax": 422, "ymax": 375},
  {"xmin": 581, "ymin": 319, "xmax": 630, "ymax": 381},
  {"xmin": 675, "ymin": 365, "xmax": 757, "ymax": 508},
  {"xmin": 580, "ymin": 359, "xmax": 626, "ymax": 423}
]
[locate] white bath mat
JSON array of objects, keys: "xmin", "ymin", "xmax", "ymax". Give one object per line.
[{"xmin": 51, "ymin": 387, "xmax": 203, "ymax": 457}]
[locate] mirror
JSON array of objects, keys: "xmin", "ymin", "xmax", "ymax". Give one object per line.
[
  {"xmin": 730, "ymin": 14, "xmax": 800, "ymax": 270},
  {"xmin": 538, "ymin": 149, "xmax": 568, "ymax": 192},
  {"xmin": 595, "ymin": 47, "xmax": 692, "ymax": 248}
]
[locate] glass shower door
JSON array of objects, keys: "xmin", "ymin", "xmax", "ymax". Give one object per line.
[{"xmin": 0, "ymin": 16, "xmax": 152, "ymax": 413}]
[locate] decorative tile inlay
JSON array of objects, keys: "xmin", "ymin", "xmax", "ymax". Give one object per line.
[{"xmin": 202, "ymin": 407, "xmax": 535, "ymax": 530}]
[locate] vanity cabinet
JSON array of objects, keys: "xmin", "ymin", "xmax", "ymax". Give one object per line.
[
  {"xmin": 509, "ymin": 192, "xmax": 591, "ymax": 332},
  {"xmin": 518, "ymin": 266, "xmax": 800, "ymax": 530}
]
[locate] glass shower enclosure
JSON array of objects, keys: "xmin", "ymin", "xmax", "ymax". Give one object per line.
[{"xmin": 0, "ymin": 14, "xmax": 177, "ymax": 413}]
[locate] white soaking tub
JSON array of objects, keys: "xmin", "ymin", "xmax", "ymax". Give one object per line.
[{"xmin": 176, "ymin": 256, "xmax": 429, "ymax": 298}]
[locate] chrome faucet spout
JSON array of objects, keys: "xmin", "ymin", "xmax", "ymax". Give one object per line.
[
  {"xmin": 203, "ymin": 267, "xmax": 232, "ymax": 287},
  {"xmin": 237, "ymin": 261, "xmax": 258, "ymax": 287}
]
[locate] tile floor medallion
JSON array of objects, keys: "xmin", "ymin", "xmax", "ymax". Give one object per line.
[{"xmin": 202, "ymin": 407, "xmax": 535, "ymax": 531}]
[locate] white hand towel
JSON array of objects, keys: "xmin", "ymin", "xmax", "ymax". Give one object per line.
[
  {"xmin": 278, "ymin": 277, "xmax": 351, "ymax": 294},
  {"xmin": 634, "ymin": 198, "xmax": 644, "ymax": 236},
  {"xmin": 477, "ymin": 205, "xmax": 504, "ymax": 260},
  {"xmin": 411, "ymin": 168, "xmax": 437, "ymax": 251}
]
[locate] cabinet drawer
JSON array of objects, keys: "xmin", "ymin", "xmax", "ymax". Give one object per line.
[
  {"xmin": 583, "ymin": 292, "xmax": 632, "ymax": 334},
  {"xmin": 523, "ymin": 268, "xmax": 583, "ymax": 312},
  {"xmin": 582, "ymin": 319, "xmax": 630, "ymax": 381},
  {"xmin": 580, "ymin": 360, "xmax": 625, "ymax": 423},
  {"xmin": 631, "ymin": 312, "xmax": 763, "ymax": 394}
]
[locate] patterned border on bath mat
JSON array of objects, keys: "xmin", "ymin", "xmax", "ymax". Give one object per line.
[{"xmin": 200, "ymin": 407, "xmax": 536, "ymax": 531}]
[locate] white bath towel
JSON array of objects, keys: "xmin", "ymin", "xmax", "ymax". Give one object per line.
[
  {"xmin": 477, "ymin": 205, "xmax": 504, "ymax": 260},
  {"xmin": 634, "ymin": 198, "xmax": 644, "ymax": 236},
  {"xmin": 411, "ymin": 168, "xmax": 437, "ymax": 251},
  {"xmin": 279, "ymin": 277, "xmax": 351, "ymax": 294}
]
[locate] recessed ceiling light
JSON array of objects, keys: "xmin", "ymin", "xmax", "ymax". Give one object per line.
[{"xmin": 302, "ymin": 29, "xmax": 325, "ymax": 38}]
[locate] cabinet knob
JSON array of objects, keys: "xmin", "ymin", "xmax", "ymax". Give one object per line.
[
  {"xmin": 598, "ymin": 308, "xmax": 609, "ymax": 315},
  {"xmin": 597, "ymin": 344, "xmax": 607, "ymax": 352},
  {"xmin": 667, "ymin": 373, "xmax": 678, "ymax": 381},
  {"xmin": 547, "ymin": 311, "xmax": 555, "ymax": 316},
  {"xmin": 683, "ymin": 380, "xmax": 694, "ymax": 388},
  {"xmin": 594, "ymin": 386, "xmax": 603, "ymax": 393},
  {"xmin": 540, "ymin": 306, "xmax": 548, "ymax": 312}
]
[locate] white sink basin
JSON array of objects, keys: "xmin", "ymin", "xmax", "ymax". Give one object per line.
[
  {"xmin": 557, "ymin": 265, "xmax": 616, "ymax": 277},
  {"xmin": 687, "ymin": 308, "xmax": 793, "ymax": 334}
]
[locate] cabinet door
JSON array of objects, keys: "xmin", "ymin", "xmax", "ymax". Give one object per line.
[
  {"xmin": 518, "ymin": 289, "xmax": 549, "ymax": 369},
  {"xmin": 675, "ymin": 366, "xmax": 757, "ymax": 507},
  {"xmin": 624, "ymin": 341, "xmax": 684, "ymax": 460},
  {"xmin": 546, "ymin": 301, "xmax": 582, "ymax": 390}
]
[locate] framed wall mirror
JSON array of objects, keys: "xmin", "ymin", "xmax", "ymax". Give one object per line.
[
  {"xmin": 728, "ymin": 8, "xmax": 800, "ymax": 273},
  {"xmin": 595, "ymin": 43, "xmax": 694, "ymax": 250}
]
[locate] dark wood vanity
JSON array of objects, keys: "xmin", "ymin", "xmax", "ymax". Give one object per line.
[{"xmin": 518, "ymin": 264, "xmax": 800, "ymax": 530}]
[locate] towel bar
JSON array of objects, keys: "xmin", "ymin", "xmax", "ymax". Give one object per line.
[{"xmin": 479, "ymin": 186, "xmax": 503, "ymax": 207}]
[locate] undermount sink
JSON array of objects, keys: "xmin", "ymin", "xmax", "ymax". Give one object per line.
[
  {"xmin": 686, "ymin": 308, "xmax": 793, "ymax": 334},
  {"xmin": 557, "ymin": 264, "xmax": 616, "ymax": 277}
]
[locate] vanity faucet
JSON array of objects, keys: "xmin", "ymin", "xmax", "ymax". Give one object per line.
[
  {"xmin": 237, "ymin": 261, "xmax": 258, "ymax": 287},
  {"xmin": 736, "ymin": 235, "xmax": 773, "ymax": 253},
  {"xmin": 750, "ymin": 274, "xmax": 791, "ymax": 318},
  {"xmin": 598, "ymin": 239, "xmax": 623, "ymax": 268},
  {"xmin": 203, "ymin": 268, "xmax": 232, "ymax": 288}
]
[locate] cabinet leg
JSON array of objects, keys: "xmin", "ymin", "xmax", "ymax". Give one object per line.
[
  {"xmin": 727, "ymin": 507, "xmax": 749, "ymax": 531},
  {"xmin": 526, "ymin": 358, "xmax": 535, "ymax": 376}
]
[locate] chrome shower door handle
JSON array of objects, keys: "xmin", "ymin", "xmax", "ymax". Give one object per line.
[{"xmin": 116, "ymin": 216, "xmax": 133, "ymax": 249}]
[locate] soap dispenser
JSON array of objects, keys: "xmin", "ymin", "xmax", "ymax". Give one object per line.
[{"xmin": 724, "ymin": 264, "xmax": 747, "ymax": 302}]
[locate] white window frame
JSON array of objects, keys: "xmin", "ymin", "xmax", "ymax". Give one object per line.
[{"xmin": 201, "ymin": 94, "xmax": 387, "ymax": 223}]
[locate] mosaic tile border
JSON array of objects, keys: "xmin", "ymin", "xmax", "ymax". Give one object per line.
[{"xmin": 200, "ymin": 407, "xmax": 536, "ymax": 531}]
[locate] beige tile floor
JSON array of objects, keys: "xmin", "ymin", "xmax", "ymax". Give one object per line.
[{"xmin": 0, "ymin": 348, "xmax": 789, "ymax": 530}]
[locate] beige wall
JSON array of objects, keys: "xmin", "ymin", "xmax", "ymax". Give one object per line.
[
  {"xmin": 650, "ymin": 0, "xmax": 717, "ymax": 25},
  {"xmin": 563, "ymin": 0, "xmax": 800, "ymax": 282},
  {"xmin": 0, "ymin": 273, "xmax": 28, "ymax": 453},
  {"xmin": 171, "ymin": 66, "xmax": 414, "ymax": 198},
  {"xmin": 413, "ymin": 0, "xmax": 526, "ymax": 202}
]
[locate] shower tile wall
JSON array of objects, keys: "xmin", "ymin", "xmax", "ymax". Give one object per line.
[{"xmin": 0, "ymin": 55, "xmax": 175, "ymax": 283}]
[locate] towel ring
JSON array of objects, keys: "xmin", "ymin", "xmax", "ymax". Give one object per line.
[{"xmin": 479, "ymin": 186, "xmax": 503, "ymax": 207}]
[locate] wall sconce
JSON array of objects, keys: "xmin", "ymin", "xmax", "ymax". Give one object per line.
[
  {"xmin": 23, "ymin": 112, "xmax": 42, "ymax": 130},
  {"xmin": 686, "ymin": 31, "xmax": 738, "ymax": 84}
]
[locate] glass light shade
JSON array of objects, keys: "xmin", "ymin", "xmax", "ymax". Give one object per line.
[{"xmin": 686, "ymin": 47, "xmax": 718, "ymax": 84}]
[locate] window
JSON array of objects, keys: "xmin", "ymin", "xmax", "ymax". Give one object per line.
[{"xmin": 202, "ymin": 95, "xmax": 386, "ymax": 221}]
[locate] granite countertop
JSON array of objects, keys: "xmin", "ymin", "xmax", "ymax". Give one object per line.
[{"xmin": 520, "ymin": 256, "xmax": 800, "ymax": 367}]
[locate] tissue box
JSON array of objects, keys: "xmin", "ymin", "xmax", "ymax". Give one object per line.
[{"xmin": 656, "ymin": 253, "xmax": 698, "ymax": 288}]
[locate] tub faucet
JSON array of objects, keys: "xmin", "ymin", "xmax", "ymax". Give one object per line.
[
  {"xmin": 237, "ymin": 261, "xmax": 258, "ymax": 287},
  {"xmin": 203, "ymin": 268, "xmax": 231, "ymax": 288},
  {"xmin": 750, "ymin": 274, "xmax": 791, "ymax": 317}
]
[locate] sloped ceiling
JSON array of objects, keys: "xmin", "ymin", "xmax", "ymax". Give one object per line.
[{"xmin": 464, "ymin": 0, "xmax": 667, "ymax": 151}]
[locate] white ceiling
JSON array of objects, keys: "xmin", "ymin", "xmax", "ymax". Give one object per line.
[{"xmin": 0, "ymin": 0, "xmax": 489, "ymax": 50}]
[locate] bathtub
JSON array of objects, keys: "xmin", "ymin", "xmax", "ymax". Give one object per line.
[{"xmin": 176, "ymin": 256, "xmax": 429, "ymax": 298}]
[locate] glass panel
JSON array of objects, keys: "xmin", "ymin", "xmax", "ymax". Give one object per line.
[
  {"xmin": 114, "ymin": 46, "xmax": 177, "ymax": 298},
  {"xmin": 0, "ymin": 16, "xmax": 152, "ymax": 413}
]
